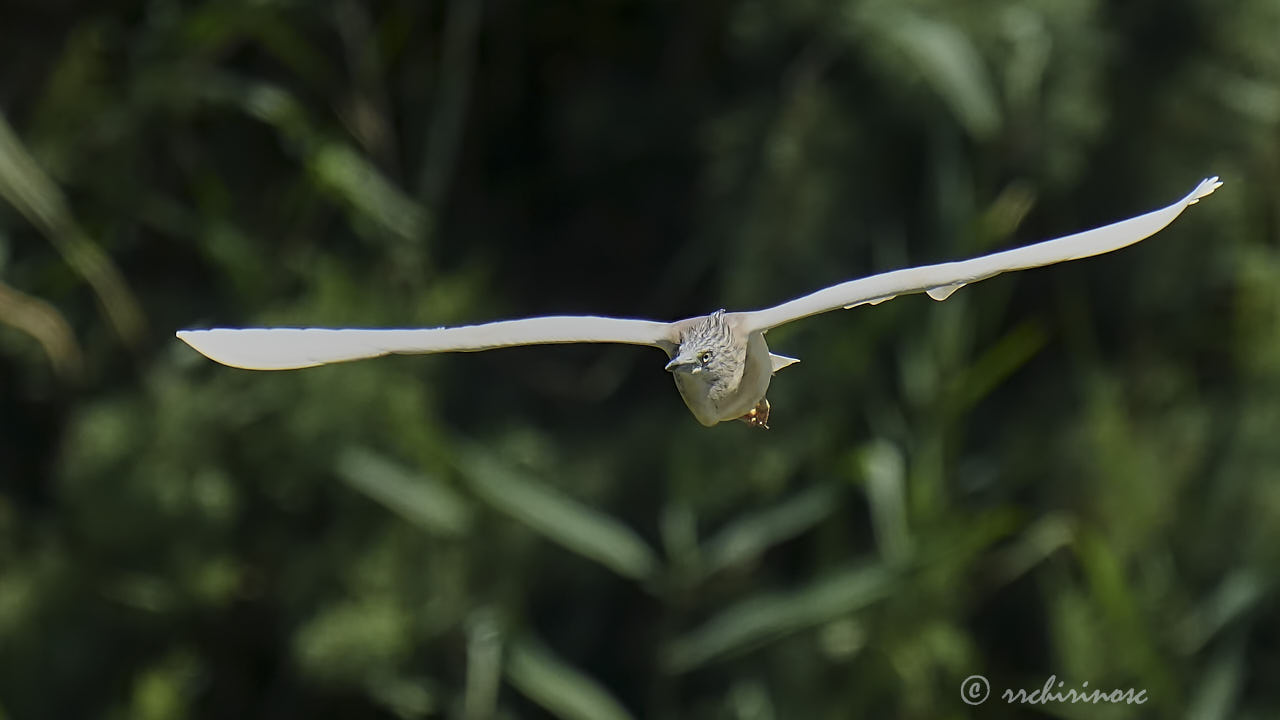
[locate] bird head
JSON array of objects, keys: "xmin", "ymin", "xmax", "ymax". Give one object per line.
[
  {"xmin": 665, "ymin": 310, "xmax": 744, "ymax": 383},
  {"xmin": 664, "ymin": 347, "xmax": 716, "ymax": 374}
]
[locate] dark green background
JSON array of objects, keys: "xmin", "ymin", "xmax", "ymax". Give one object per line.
[{"xmin": 2, "ymin": 0, "xmax": 1276, "ymax": 718}]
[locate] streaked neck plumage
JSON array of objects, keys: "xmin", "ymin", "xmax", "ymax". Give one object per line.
[{"xmin": 668, "ymin": 310, "xmax": 773, "ymax": 427}]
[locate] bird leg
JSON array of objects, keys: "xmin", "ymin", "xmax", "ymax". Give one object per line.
[{"xmin": 737, "ymin": 398, "xmax": 771, "ymax": 429}]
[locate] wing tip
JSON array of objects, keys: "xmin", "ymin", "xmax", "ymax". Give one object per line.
[
  {"xmin": 1188, "ymin": 176, "xmax": 1223, "ymax": 205},
  {"xmin": 176, "ymin": 328, "xmax": 318, "ymax": 370},
  {"xmin": 176, "ymin": 328, "xmax": 244, "ymax": 368},
  {"xmin": 175, "ymin": 328, "xmax": 203, "ymax": 350}
]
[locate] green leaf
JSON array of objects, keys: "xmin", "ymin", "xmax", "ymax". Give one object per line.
[
  {"xmin": 946, "ymin": 320, "xmax": 1049, "ymax": 416},
  {"xmin": 457, "ymin": 449, "xmax": 660, "ymax": 582},
  {"xmin": 506, "ymin": 638, "xmax": 636, "ymax": 720},
  {"xmin": 1175, "ymin": 569, "xmax": 1268, "ymax": 654},
  {"xmin": 0, "ymin": 112, "xmax": 145, "ymax": 344},
  {"xmin": 853, "ymin": 10, "xmax": 1002, "ymax": 140},
  {"xmin": 293, "ymin": 597, "xmax": 413, "ymax": 682},
  {"xmin": 310, "ymin": 143, "xmax": 429, "ymax": 243},
  {"xmin": 664, "ymin": 563, "xmax": 895, "ymax": 673},
  {"xmin": 463, "ymin": 609, "xmax": 503, "ymax": 720},
  {"xmin": 1186, "ymin": 632, "xmax": 1245, "ymax": 720},
  {"xmin": 365, "ymin": 675, "xmax": 438, "ymax": 720},
  {"xmin": 986, "ymin": 513, "xmax": 1076, "ymax": 588},
  {"xmin": 701, "ymin": 484, "xmax": 840, "ymax": 577},
  {"xmin": 210, "ymin": 79, "xmax": 430, "ymax": 246},
  {"xmin": 855, "ymin": 440, "xmax": 911, "ymax": 565},
  {"xmin": 337, "ymin": 447, "xmax": 473, "ymax": 537}
]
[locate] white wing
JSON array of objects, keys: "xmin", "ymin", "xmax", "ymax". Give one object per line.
[
  {"xmin": 177, "ymin": 316, "xmax": 679, "ymax": 370},
  {"xmin": 737, "ymin": 176, "xmax": 1222, "ymax": 333}
]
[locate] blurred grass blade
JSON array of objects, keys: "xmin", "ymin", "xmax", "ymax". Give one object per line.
[
  {"xmin": 985, "ymin": 513, "xmax": 1075, "ymax": 588},
  {"xmin": 506, "ymin": 637, "xmax": 637, "ymax": 720},
  {"xmin": 946, "ymin": 320, "xmax": 1048, "ymax": 416},
  {"xmin": 855, "ymin": 440, "xmax": 911, "ymax": 565},
  {"xmin": 419, "ymin": 0, "xmax": 484, "ymax": 208},
  {"xmin": 727, "ymin": 680, "xmax": 776, "ymax": 720},
  {"xmin": 664, "ymin": 564, "xmax": 894, "ymax": 673},
  {"xmin": 0, "ymin": 112, "xmax": 145, "ymax": 345},
  {"xmin": 311, "ymin": 144, "xmax": 428, "ymax": 243},
  {"xmin": 1187, "ymin": 632, "xmax": 1245, "ymax": 720},
  {"xmin": 182, "ymin": 3, "xmax": 338, "ymax": 91},
  {"xmin": 457, "ymin": 449, "xmax": 660, "ymax": 582},
  {"xmin": 853, "ymin": 10, "xmax": 1001, "ymax": 140},
  {"xmin": 336, "ymin": 447, "xmax": 473, "ymax": 537},
  {"xmin": 241, "ymin": 82, "xmax": 428, "ymax": 243},
  {"xmin": 0, "ymin": 280, "xmax": 83, "ymax": 378},
  {"xmin": 1175, "ymin": 569, "xmax": 1268, "ymax": 654},
  {"xmin": 1072, "ymin": 528, "xmax": 1173, "ymax": 692},
  {"xmin": 364, "ymin": 675, "xmax": 438, "ymax": 720},
  {"xmin": 464, "ymin": 609, "xmax": 502, "ymax": 720},
  {"xmin": 1073, "ymin": 530, "xmax": 1140, "ymax": 627},
  {"xmin": 210, "ymin": 80, "xmax": 429, "ymax": 246},
  {"xmin": 701, "ymin": 484, "xmax": 840, "ymax": 577}
]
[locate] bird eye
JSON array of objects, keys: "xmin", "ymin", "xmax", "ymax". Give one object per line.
[{"xmin": 696, "ymin": 350, "xmax": 712, "ymax": 365}]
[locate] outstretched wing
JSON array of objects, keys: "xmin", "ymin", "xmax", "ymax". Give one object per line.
[
  {"xmin": 736, "ymin": 176, "xmax": 1222, "ymax": 333},
  {"xmin": 177, "ymin": 316, "xmax": 679, "ymax": 370}
]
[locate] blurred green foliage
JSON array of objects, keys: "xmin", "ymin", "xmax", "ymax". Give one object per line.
[{"xmin": 2, "ymin": 0, "xmax": 1278, "ymax": 718}]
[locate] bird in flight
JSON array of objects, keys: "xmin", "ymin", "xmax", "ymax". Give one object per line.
[{"xmin": 179, "ymin": 177, "xmax": 1221, "ymax": 428}]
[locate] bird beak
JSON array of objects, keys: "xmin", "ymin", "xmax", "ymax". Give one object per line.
[{"xmin": 665, "ymin": 357, "xmax": 696, "ymax": 373}]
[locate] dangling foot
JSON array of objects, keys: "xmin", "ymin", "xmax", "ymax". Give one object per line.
[{"xmin": 737, "ymin": 398, "xmax": 771, "ymax": 429}]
